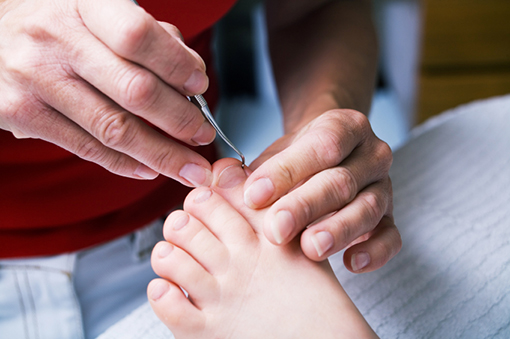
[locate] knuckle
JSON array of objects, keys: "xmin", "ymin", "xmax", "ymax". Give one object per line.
[
  {"xmin": 118, "ymin": 69, "xmax": 159, "ymax": 111},
  {"xmin": 291, "ymin": 194, "xmax": 314, "ymax": 226},
  {"xmin": 349, "ymin": 109, "xmax": 370, "ymax": 132},
  {"xmin": 115, "ymin": 11, "xmax": 152, "ymax": 55},
  {"xmin": 311, "ymin": 129, "xmax": 343, "ymax": 167},
  {"xmin": 330, "ymin": 167, "xmax": 358, "ymax": 203},
  {"xmin": 171, "ymin": 103, "xmax": 201, "ymax": 138},
  {"xmin": 373, "ymin": 237, "xmax": 394, "ymax": 263},
  {"xmin": 92, "ymin": 108, "xmax": 135, "ymax": 149},
  {"xmin": 73, "ymin": 136, "xmax": 107, "ymax": 163},
  {"xmin": 361, "ymin": 191, "xmax": 385, "ymax": 224},
  {"xmin": 150, "ymin": 145, "xmax": 178, "ymax": 174},
  {"xmin": 374, "ymin": 140, "xmax": 393, "ymax": 172},
  {"xmin": 272, "ymin": 157, "xmax": 296, "ymax": 187},
  {"xmin": 164, "ymin": 41, "xmax": 190, "ymax": 81},
  {"xmin": 334, "ymin": 218, "xmax": 354, "ymax": 248}
]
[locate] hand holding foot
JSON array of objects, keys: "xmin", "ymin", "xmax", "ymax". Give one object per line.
[{"xmin": 149, "ymin": 158, "xmax": 378, "ymax": 339}]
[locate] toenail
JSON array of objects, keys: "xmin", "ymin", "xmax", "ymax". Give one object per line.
[
  {"xmin": 217, "ymin": 165, "xmax": 247, "ymax": 189},
  {"xmin": 173, "ymin": 214, "xmax": 189, "ymax": 231},
  {"xmin": 311, "ymin": 231, "xmax": 334, "ymax": 257},
  {"xmin": 158, "ymin": 242, "xmax": 173, "ymax": 258},
  {"xmin": 194, "ymin": 189, "xmax": 212, "ymax": 203},
  {"xmin": 244, "ymin": 178, "xmax": 274, "ymax": 208},
  {"xmin": 270, "ymin": 210, "xmax": 294, "ymax": 244},
  {"xmin": 351, "ymin": 252, "xmax": 370, "ymax": 272},
  {"xmin": 150, "ymin": 280, "xmax": 170, "ymax": 301}
]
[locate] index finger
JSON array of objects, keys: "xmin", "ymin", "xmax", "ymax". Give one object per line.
[
  {"xmin": 244, "ymin": 110, "xmax": 369, "ymax": 209},
  {"xmin": 78, "ymin": 0, "xmax": 208, "ymax": 95}
]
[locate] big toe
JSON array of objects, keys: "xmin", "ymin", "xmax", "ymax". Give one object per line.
[{"xmin": 210, "ymin": 158, "xmax": 265, "ymax": 231}]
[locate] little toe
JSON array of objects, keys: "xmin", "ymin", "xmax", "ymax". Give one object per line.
[
  {"xmin": 148, "ymin": 278, "xmax": 206, "ymax": 336},
  {"xmin": 163, "ymin": 210, "xmax": 229, "ymax": 275},
  {"xmin": 151, "ymin": 241, "xmax": 218, "ymax": 309}
]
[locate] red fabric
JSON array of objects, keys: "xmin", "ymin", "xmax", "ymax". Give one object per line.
[{"xmin": 0, "ymin": 0, "xmax": 236, "ymax": 258}]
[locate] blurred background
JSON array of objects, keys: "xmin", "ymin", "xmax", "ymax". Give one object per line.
[{"xmin": 212, "ymin": 0, "xmax": 510, "ymax": 162}]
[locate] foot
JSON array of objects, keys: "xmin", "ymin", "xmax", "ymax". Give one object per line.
[{"xmin": 148, "ymin": 158, "xmax": 377, "ymax": 339}]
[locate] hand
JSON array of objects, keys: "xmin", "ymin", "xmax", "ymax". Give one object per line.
[
  {"xmin": 0, "ymin": 0, "xmax": 215, "ymax": 186},
  {"xmin": 244, "ymin": 109, "xmax": 402, "ymax": 273}
]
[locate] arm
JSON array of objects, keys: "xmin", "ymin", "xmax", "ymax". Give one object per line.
[
  {"xmin": 266, "ymin": 0, "xmax": 377, "ymax": 129},
  {"xmin": 244, "ymin": 0, "xmax": 401, "ymax": 272}
]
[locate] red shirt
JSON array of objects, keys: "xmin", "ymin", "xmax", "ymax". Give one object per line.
[{"xmin": 0, "ymin": 0, "xmax": 237, "ymax": 258}]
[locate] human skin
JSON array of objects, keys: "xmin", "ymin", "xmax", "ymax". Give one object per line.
[
  {"xmin": 149, "ymin": 158, "xmax": 379, "ymax": 339},
  {"xmin": 248, "ymin": 0, "xmax": 401, "ymax": 272},
  {"xmin": 0, "ymin": 0, "xmax": 215, "ymax": 186},
  {"xmin": 0, "ymin": 0, "xmax": 401, "ymax": 271}
]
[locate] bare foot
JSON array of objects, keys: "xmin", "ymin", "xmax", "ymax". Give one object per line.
[{"xmin": 148, "ymin": 158, "xmax": 377, "ymax": 339}]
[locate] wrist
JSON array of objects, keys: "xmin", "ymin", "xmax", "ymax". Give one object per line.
[{"xmin": 282, "ymin": 88, "xmax": 365, "ymax": 134}]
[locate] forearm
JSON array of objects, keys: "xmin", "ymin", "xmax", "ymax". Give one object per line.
[{"xmin": 266, "ymin": 0, "xmax": 378, "ymax": 133}]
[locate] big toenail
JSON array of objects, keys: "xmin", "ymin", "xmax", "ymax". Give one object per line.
[
  {"xmin": 194, "ymin": 189, "xmax": 212, "ymax": 203},
  {"xmin": 217, "ymin": 165, "xmax": 247, "ymax": 189},
  {"xmin": 158, "ymin": 242, "xmax": 173, "ymax": 258},
  {"xmin": 173, "ymin": 214, "xmax": 189, "ymax": 230},
  {"xmin": 150, "ymin": 280, "xmax": 170, "ymax": 301}
]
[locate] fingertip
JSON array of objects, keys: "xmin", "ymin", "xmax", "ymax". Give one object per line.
[
  {"xmin": 191, "ymin": 120, "xmax": 216, "ymax": 146},
  {"xmin": 184, "ymin": 69, "xmax": 209, "ymax": 94},
  {"xmin": 179, "ymin": 163, "xmax": 213, "ymax": 187},
  {"xmin": 244, "ymin": 177, "xmax": 275, "ymax": 209},
  {"xmin": 300, "ymin": 231, "xmax": 333, "ymax": 262},
  {"xmin": 350, "ymin": 252, "xmax": 371, "ymax": 272}
]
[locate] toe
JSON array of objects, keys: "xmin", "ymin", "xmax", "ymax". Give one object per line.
[
  {"xmin": 163, "ymin": 210, "xmax": 229, "ymax": 275},
  {"xmin": 151, "ymin": 241, "xmax": 218, "ymax": 309},
  {"xmin": 148, "ymin": 278, "xmax": 206, "ymax": 336},
  {"xmin": 208, "ymin": 158, "xmax": 266, "ymax": 233},
  {"xmin": 183, "ymin": 186, "xmax": 257, "ymax": 246}
]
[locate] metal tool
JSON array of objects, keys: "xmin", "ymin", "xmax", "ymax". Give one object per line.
[
  {"xmin": 190, "ymin": 95, "xmax": 245, "ymax": 167},
  {"xmin": 129, "ymin": 0, "xmax": 245, "ymax": 167}
]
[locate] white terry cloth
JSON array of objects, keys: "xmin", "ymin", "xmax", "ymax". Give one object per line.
[
  {"xmin": 99, "ymin": 95, "xmax": 510, "ymax": 339},
  {"xmin": 332, "ymin": 94, "xmax": 510, "ymax": 338}
]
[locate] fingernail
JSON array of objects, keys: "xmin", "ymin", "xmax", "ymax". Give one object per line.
[
  {"xmin": 191, "ymin": 120, "xmax": 216, "ymax": 145},
  {"xmin": 184, "ymin": 69, "xmax": 208, "ymax": 93},
  {"xmin": 150, "ymin": 280, "xmax": 170, "ymax": 301},
  {"xmin": 194, "ymin": 189, "xmax": 212, "ymax": 203},
  {"xmin": 271, "ymin": 210, "xmax": 294, "ymax": 244},
  {"xmin": 311, "ymin": 231, "xmax": 334, "ymax": 257},
  {"xmin": 244, "ymin": 178, "xmax": 274, "ymax": 208},
  {"xmin": 217, "ymin": 165, "xmax": 247, "ymax": 189},
  {"xmin": 173, "ymin": 214, "xmax": 189, "ymax": 231},
  {"xmin": 351, "ymin": 252, "xmax": 370, "ymax": 272},
  {"xmin": 158, "ymin": 242, "xmax": 173, "ymax": 258},
  {"xmin": 12, "ymin": 129, "xmax": 29, "ymax": 139},
  {"xmin": 179, "ymin": 163, "xmax": 212, "ymax": 187},
  {"xmin": 134, "ymin": 163, "xmax": 159, "ymax": 180}
]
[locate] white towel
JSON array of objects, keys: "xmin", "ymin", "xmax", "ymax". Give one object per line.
[{"xmin": 332, "ymin": 94, "xmax": 510, "ymax": 338}]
